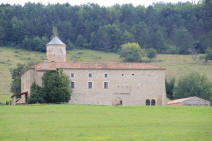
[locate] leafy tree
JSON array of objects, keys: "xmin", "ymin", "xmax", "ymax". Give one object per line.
[
  {"xmin": 10, "ymin": 64, "xmax": 26, "ymax": 93},
  {"xmin": 146, "ymin": 48, "xmax": 157, "ymax": 60},
  {"xmin": 42, "ymin": 70, "xmax": 71, "ymax": 103},
  {"xmin": 119, "ymin": 42, "xmax": 145, "ymax": 62},
  {"xmin": 205, "ymin": 48, "xmax": 212, "ymax": 62},
  {"xmin": 28, "ymin": 82, "xmax": 46, "ymax": 104},
  {"xmin": 174, "ymin": 72, "xmax": 212, "ymax": 103},
  {"xmin": 165, "ymin": 78, "xmax": 175, "ymax": 100}
]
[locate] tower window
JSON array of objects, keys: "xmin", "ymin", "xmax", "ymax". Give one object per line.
[
  {"xmin": 89, "ymin": 73, "xmax": 92, "ymax": 78},
  {"xmin": 70, "ymin": 82, "xmax": 75, "ymax": 88},
  {"xmin": 104, "ymin": 82, "xmax": 109, "ymax": 89},
  {"xmin": 146, "ymin": 99, "xmax": 150, "ymax": 106},
  {"xmin": 88, "ymin": 82, "xmax": 93, "ymax": 89}
]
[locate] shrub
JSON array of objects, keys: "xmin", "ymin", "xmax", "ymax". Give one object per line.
[
  {"xmin": 146, "ymin": 48, "xmax": 157, "ymax": 60},
  {"xmin": 28, "ymin": 82, "xmax": 46, "ymax": 104},
  {"xmin": 165, "ymin": 78, "xmax": 175, "ymax": 100},
  {"xmin": 119, "ymin": 42, "xmax": 145, "ymax": 62}
]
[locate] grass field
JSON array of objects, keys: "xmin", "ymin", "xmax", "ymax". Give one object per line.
[
  {"xmin": 0, "ymin": 47, "xmax": 212, "ymax": 103},
  {"xmin": 0, "ymin": 105, "xmax": 212, "ymax": 141}
]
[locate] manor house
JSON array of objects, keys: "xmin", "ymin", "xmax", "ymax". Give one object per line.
[{"xmin": 15, "ymin": 36, "xmax": 166, "ymax": 106}]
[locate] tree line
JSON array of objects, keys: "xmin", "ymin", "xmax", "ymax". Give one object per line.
[{"xmin": 0, "ymin": 0, "xmax": 212, "ymax": 54}]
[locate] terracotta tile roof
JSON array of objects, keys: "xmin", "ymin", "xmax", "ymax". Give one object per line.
[
  {"xmin": 167, "ymin": 97, "xmax": 195, "ymax": 105},
  {"xmin": 35, "ymin": 62, "xmax": 164, "ymax": 71}
]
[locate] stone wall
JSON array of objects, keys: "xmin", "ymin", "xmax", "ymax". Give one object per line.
[{"xmin": 63, "ymin": 69, "xmax": 166, "ymax": 106}]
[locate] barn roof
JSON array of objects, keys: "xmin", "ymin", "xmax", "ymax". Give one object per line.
[
  {"xmin": 167, "ymin": 97, "xmax": 194, "ymax": 105},
  {"xmin": 47, "ymin": 36, "xmax": 65, "ymax": 45},
  {"xmin": 34, "ymin": 62, "xmax": 165, "ymax": 70}
]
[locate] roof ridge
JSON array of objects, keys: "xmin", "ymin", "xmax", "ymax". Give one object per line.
[{"xmin": 47, "ymin": 36, "xmax": 65, "ymax": 45}]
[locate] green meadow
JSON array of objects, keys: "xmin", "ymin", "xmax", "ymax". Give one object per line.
[
  {"xmin": 0, "ymin": 105, "xmax": 212, "ymax": 141},
  {"xmin": 0, "ymin": 47, "xmax": 212, "ymax": 103}
]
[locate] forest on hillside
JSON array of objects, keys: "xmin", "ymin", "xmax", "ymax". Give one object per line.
[{"xmin": 0, "ymin": 0, "xmax": 211, "ymax": 54}]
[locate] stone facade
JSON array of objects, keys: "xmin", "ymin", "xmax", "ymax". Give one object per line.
[
  {"xmin": 19, "ymin": 36, "xmax": 167, "ymax": 106},
  {"xmin": 64, "ymin": 69, "xmax": 166, "ymax": 106}
]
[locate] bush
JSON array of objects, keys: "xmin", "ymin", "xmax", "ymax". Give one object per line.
[
  {"xmin": 119, "ymin": 42, "xmax": 145, "ymax": 62},
  {"xmin": 146, "ymin": 48, "xmax": 157, "ymax": 60},
  {"xmin": 205, "ymin": 48, "xmax": 212, "ymax": 62},
  {"xmin": 165, "ymin": 78, "xmax": 175, "ymax": 100},
  {"xmin": 174, "ymin": 72, "xmax": 212, "ymax": 102},
  {"xmin": 28, "ymin": 82, "xmax": 46, "ymax": 104}
]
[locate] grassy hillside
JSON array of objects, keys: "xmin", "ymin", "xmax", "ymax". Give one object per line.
[
  {"xmin": 0, "ymin": 47, "xmax": 212, "ymax": 103},
  {"xmin": 0, "ymin": 105, "xmax": 212, "ymax": 141}
]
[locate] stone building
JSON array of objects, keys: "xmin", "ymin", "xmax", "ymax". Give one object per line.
[
  {"xmin": 15, "ymin": 36, "xmax": 167, "ymax": 106},
  {"xmin": 167, "ymin": 97, "xmax": 211, "ymax": 106}
]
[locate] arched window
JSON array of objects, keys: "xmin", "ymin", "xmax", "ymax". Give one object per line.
[
  {"xmin": 151, "ymin": 99, "xmax": 156, "ymax": 106},
  {"xmin": 146, "ymin": 99, "xmax": 150, "ymax": 106}
]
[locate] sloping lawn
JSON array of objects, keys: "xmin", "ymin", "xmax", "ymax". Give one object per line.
[{"xmin": 0, "ymin": 105, "xmax": 212, "ymax": 141}]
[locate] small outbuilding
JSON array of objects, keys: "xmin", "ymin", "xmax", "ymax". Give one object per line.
[
  {"xmin": 11, "ymin": 91, "xmax": 28, "ymax": 105},
  {"xmin": 167, "ymin": 96, "xmax": 211, "ymax": 106}
]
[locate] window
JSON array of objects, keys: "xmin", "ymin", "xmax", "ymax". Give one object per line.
[
  {"xmin": 70, "ymin": 82, "xmax": 75, "ymax": 89},
  {"xmin": 88, "ymin": 82, "xmax": 93, "ymax": 89},
  {"xmin": 89, "ymin": 73, "xmax": 92, "ymax": 78},
  {"xmin": 71, "ymin": 73, "xmax": 74, "ymax": 78},
  {"xmin": 104, "ymin": 82, "xmax": 109, "ymax": 89},
  {"xmin": 104, "ymin": 74, "xmax": 108, "ymax": 78},
  {"xmin": 151, "ymin": 99, "xmax": 156, "ymax": 106},
  {"xmin": 146, "ymin": 99, "xmax": 150, "ymax": 106},
  {"xmin": 122, "ymin": 74, "xmax": 124, "ymax": 76}
]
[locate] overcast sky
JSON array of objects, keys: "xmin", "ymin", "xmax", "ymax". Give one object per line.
[{"xmin": 1, "ymin": 0, "xmax": 196, "ymax": 7}]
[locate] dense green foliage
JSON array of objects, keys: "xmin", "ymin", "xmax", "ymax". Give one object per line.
[
  {"xmin": 174, "ymin": 72, "xmax": 212, "ymax": 102},
  {"xmin": 205, "ymin": 48, "xmax": 212, "ymax": 62},
  {"xmin": 10, "ymin": 64, "xmax": 25, "ymax": 93},
  {"xmin": 0, "ymin": 105, "xmax": 212, "ymax": 141},
  {"xmin": 165, "ymin": 78, "xmax": 175, "ymax": 100},
  {"xmin": 42, "ymin": 70, "xmax": 71, "ymax": 103},
  {"xmin": 0, "ymin": 1, "xmax": 212, "ymax": 53},
  {"xmin": 146, "ymin": 48, "xmax": 157, "ymax": 59},
  {"xmin": 28, "ymin": 82, "xmax": 46, "ymax": 104},
  {"xmin": 119, "ymin": 42, "xmax": 145, "ymax": 62}
]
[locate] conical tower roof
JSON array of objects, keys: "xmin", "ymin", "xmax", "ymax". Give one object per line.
[{"xmin": 47, "ymin": 36, "xmax": 65, "ymax": 45}]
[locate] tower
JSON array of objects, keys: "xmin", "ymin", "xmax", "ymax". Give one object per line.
[{"xmin": 46, "ymin": 36, "xmax": 66, "ymax": 62}]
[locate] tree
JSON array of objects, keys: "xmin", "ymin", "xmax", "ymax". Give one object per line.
[
  {"xmin": 174, "ymin": 72, "xmax": 212, "ymax": 103},
  {"xmin": 28, "ymin": 82, "xmax": 46, "ymax": 104},
  {"xmin": 165, "ymin": 78, "xmax": 175, "ymax": 100},
  {"xmin": 10, "ymin": 64, "xmax": 26, "ymax": 94},
  {"xmin": 146, "ymin": 48, "xmax": 157, "ymax": 60},
  {"xmin": 205, "ymin": 48, "xmax": 212, "ymax": 63},
  {"xmin": 42, "ymin": 70, "xmax": 71, "ymax": 103},
  {"xmin": 119, "ymin": 42, "xmax": 145, "ymax": 62}
]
